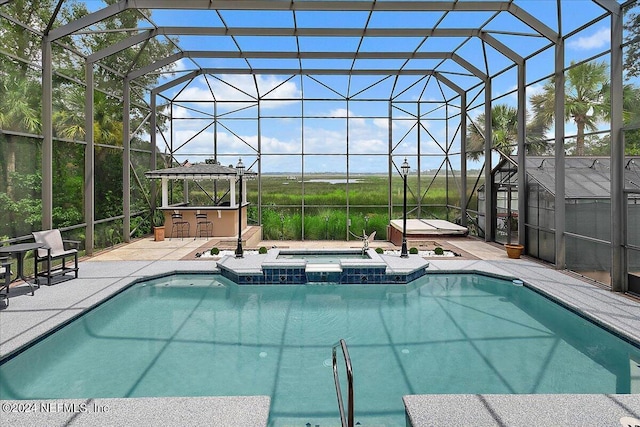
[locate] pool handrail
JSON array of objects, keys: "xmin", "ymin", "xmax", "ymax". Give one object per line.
[{"xmin": 332, "ymin": 339, "xmax": 354, "ymax": 427}]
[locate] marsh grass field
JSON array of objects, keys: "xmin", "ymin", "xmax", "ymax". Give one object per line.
[{"xmin": 224, "ymin": 173, "xmax": 483, "ymax": 240}]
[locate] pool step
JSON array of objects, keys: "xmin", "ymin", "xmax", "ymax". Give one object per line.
[{"xmin": 305, "ymin": 263, "xmax": 343, "ymax": 273}]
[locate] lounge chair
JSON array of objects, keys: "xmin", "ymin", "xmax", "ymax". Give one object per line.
[
  {"xmin": 32, "ymin": 230, "xmax": 79, "ymax": 286},
  {"xmin": 0, "ymin": 257, "xmax": 10, "ymax": 306}
]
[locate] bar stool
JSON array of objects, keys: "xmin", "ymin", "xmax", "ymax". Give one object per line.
[
  {"xmin": 195, "ymin": 212, "xmax": 213, "ymax": 239},
  {"xmin": 171, "ymin": 213, "xmax": 190, "ymax": 239}
]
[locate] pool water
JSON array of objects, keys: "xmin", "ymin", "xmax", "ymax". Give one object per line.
[
  {"xmin": 2, "ymin": 274, "xmax": 639, "ymax": 426},
  {"xmin": 276, "ymin": 251, "xmax": 370, "ymax": 263}
]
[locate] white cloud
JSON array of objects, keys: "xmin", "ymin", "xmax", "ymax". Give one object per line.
[
  {"xmin": 173, "ymin": 58, "xmax": 195, "ymax": 73},
  {"xmin": 257, "ymin": 75, "xmax": 300, "ymax": 100},
  {"xmin": 373, "ymin": 118, "xmax": 388, "ymax": 130},
  {"xmin": 175, "ymin": 74, "xmax": 301, "ymax": 102},
  {"xmin": 567, "ymin": 27, "xmax": 610, "ymax": 50},
  {"xmin": 260, "ymin": 135, "xmax": 300, "ymax": 154},
  {"xmin": 167, "ymin": 75, "xmax": 300, "ymax": 113}
]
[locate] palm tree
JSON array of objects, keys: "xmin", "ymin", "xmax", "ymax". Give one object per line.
[
  {"xmin": 530, "ymin": 60, "xmax": 609, "ymax": 156},
  {"xmin": 0, "ymin": 72, "xmax": 41, "ymax": 196},
  {"xmin": 53, "ymin": 86, "xmax": 123, "ymax": 145},
  {"xmin": 467, "ymin": 104, "xmax": 523, "ymax": 161}
]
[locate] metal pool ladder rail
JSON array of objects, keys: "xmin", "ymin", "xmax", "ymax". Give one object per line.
[{"xmin": 332, "ymin": 339, "xmax": 354, "ymax": 427}]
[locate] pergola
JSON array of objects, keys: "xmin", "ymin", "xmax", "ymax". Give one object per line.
[{"xmin": 1, "ymin": 0, "xmax": 635, "ymax": 291}]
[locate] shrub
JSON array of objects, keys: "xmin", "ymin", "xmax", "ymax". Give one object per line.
[
  {"xmin": 259, "ymin": 246, "xmax": 268, "ymax": 254},
  {"xmin": 210, "ymin": 247, "xmax": 220, "ymax": 256},
  {"xmin": 153, "ymin": 209, "xmax": 165, "ymax": 227},
  {"xmin": 434, "ymin": 247, "xmax": 444, "ymax": 255},
  {"xmin": 409, "ymin": 247, "xmax": 419, "ymax": 254},
  {"xmin": 375, "ymin": 247, "xmax": 384, "ymax": 254}
]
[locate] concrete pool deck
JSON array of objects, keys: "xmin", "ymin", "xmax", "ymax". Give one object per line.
[{"xmin": 1, "ymin": 238, "xmax": 639, "ymax": 426}]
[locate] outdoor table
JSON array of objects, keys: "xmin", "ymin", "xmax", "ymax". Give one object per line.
[{"xmin": 0, "ymin": 242, "xmax": 44, "ymax": 295}]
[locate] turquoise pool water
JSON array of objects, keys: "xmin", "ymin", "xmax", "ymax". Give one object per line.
[{"xmin": 2, "ymin": 274, "xmax": 639, "ymax": 426}]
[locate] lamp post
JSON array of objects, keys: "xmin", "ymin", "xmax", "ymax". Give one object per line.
[
  {"xmin": 400, "ymin": 158, "xmax": 410, "ymax": 258},
  {"xmin": 325, "ymin": 216, "xmax": 329, "ymax": 239},
  {"xmin": 235, "ymin": 158, "xmax": 245, "ymax": 258},
  {"xmin": 280, "ymin": 213, "xmax": 285, "ymax": 240}
]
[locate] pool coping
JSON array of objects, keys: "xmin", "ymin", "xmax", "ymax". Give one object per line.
[
  {"xmin": 1, "ymin": 257, "xmax": 639, "ymax": 426},
  {"xmin": 0, "ymin": 396, "xmax": 271, "ymax": 427}
]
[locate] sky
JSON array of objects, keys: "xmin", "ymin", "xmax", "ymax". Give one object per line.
[{"xmin": 84, "ymin": 1, "xmax": 637, "ymax": 173}]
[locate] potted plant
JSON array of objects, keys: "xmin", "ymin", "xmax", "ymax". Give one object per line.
[
  {"xmin": 153, "ymin": 210, "xmax": 166, "ymax": 241},
  {"xmin": 504, "ymin": 243, "xmax": 524, "ymax": 259}
]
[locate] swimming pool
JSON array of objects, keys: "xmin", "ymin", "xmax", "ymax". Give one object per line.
[{"xmin": 1, "ymin": 273, "xmax": 639, "ymax": 426}]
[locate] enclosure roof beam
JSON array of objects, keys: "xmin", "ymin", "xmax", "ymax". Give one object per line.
[
  {"xmin": 590, "ymin": 0, "xmax": 621, "ymax": 14},
  {"xmin": 506, "ymin": 3, "xmax": 557, "ymax": 41},
  {"xmin": 479, "ymin": 33, "xmax": 523, "ymax": 65},
  {"xmin": 48, "ymin": 0, "xmax": 554, "ymax": 42},
  {"xmin": 162, "ymin": 51, "xmax": 482, "ymax": 61},
  {"xmin": 148, "ymin": 67, "xmax": 465, "ymax": 98},
  {"xmin": 139, "ymin": 67, "xmax": 446, "ymax": 80},
  {"xmin": 197, "ymin": 68, "xmax": 445, "ymax": 76},
  {"xmin": 48, "ymin": 1, "xmax": 127, "ymax": 41},
  {"xmin": 129, "ymin": 51, "xmax": 485, "ymax": 81},
  {"xmin": 88, "ymin": 28, "xmax": 158, "ymax": 63},
  {"xmin": 88, "ymin": 26, "xmax": 543, "ymax": 38},
  {"xmin": 86, "ymin": 26, "xmax": 513, "ymax": 80},
  {"xmin": 128, "ymin": 52, "xmax": 184, "ymax": 80},
  {"xmin": 151, "ymin": 70, "xmax": 200, "ymax": 96},
  {"xmin": 429, "ymin": 73, "xmax": 464, "ymax": 95},
  {"xmin": 117, "ymin": 0, "xmax": 514, "ymax": 12}
]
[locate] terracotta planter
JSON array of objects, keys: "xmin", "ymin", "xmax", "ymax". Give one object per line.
[
  {"xmin": 505, "ymin": 243, "xmax": 524, "ymax": 259},
  {"xmin": 154, "ymin": 226, "xmax": 165, "ymax": 242}
]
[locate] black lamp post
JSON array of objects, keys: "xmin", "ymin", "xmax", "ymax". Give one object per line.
[
  {"xmin": 280, "ymin": 213, "xmax": 285, "ymax": 240},
  {"xmin": 400, "ymin": 158, "xmax": 410, "ymax": 258},
  {"xmin": 325, "ymin": 216, "xmax": 329, "ymax": 239},
  {"xmin": 235, "ymin": 158, "xmax": 245, "ymax": 258}
]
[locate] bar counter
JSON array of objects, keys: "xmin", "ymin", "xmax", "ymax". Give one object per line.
[{"xmin": 160, "ymin": 203, "xmax": 248, "ymax": 238}]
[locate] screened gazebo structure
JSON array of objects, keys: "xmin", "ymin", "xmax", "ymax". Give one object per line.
[
  {"xmin": 1, "ymin": 0, "xmax": 639, "ymax": 293},
  {"xmin": 526, "ymin": 157, "xmax": 640, "ymax": 280},
  {"xmin": 479, "ymin": 155, "xmax": 640, "ymax": 290}
]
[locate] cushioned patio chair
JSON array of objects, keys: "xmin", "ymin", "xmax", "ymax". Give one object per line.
[
  {"xmin": 32, "ymin": 230, "xmax": 79, "ymax": 286},
  {"xmin": 0, "ymin": 257, "xmax": 10, "ymax": 306}
]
